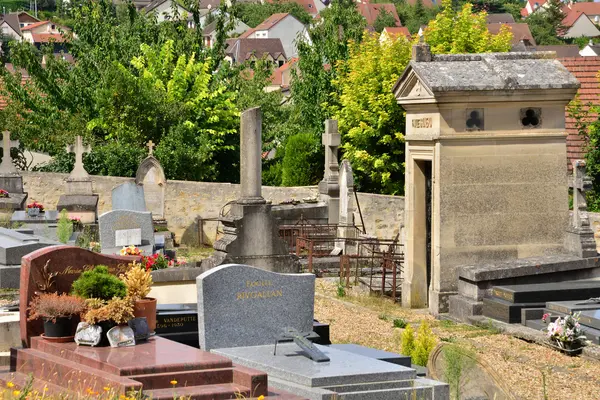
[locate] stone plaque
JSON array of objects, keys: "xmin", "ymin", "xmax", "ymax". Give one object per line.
[
  {"xmin": 98, "ymin": 210, "xmax": 154, "ymax": 254},
  {"xmin": 20, "ymin": 246, "xmax": 138, "ymax": 347},
  {"xmin": 74, "ymin": 322, "xmax": 102, "ymax": 347},
  {"xmin": 115, "ymin": 228, "xmax": 142, "ymax": 247},
  {"xmin": 197, "ymin": 264, "xmax": 315, "ymax": 351},
  {"xmin": 107, "ymin": 325, "xmax": 136, "ymax": 347},
  {"xmin": 112, "ymin": 182, "xmax": 146, "ymax": 212}
]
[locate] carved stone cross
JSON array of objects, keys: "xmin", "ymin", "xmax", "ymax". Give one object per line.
[
  {"xmin": 321, "ymin": 120, "xmax": 340, "ymax": 185},
  {"xmin": 146, "ymin": 140, "xmax": 155, "ymax": 156},
  {"xmin": 66, "ymin": 136, "xmax": 91, "ymax": 180},
  {"xmin": 571, "ymin": 160, "xmax": 593, "ymax": 232},
  {"xmin": 0, "ymin": 131, "xmax": 19, "ymax": 174}
]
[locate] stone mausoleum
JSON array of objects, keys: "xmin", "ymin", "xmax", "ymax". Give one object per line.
[{"xmin": 394, "ymin": 45, "xmax": 580, "ymax": 314}]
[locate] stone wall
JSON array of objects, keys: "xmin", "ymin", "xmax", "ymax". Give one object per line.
[{"xmin": 21, "ymin": 172, "xmax": 405, "ymax": 245}]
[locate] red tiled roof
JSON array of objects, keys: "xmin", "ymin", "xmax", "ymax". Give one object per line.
[
  {"xmin": 357, "ymin": 3, "xmax": 401, "ymax": 28},
  {"xmin": 255, "ymin": 13, "xmax": 290, "ymax": 30},
  {"xmin": 564, "ymin": 2, "xmax": 600, "ymax": 16},
  {"xmin": 562, "ymin": 10, "xmax": 586, "ymax": 28},
  {"xmin": 382, "ymin": 26, "xmax": 411, "ymax": 39},
  {"xmin": 560, "ymin": 57, "xmax": 600, "ymax": 166},
  {"xmin": 270, "ymin": 57, "xmax": 298, "ymax": 86},
  {"xmin": 520, "ymin": 8, "xmax": 528, "ymax": 17},
  {"xmin": 20, "ymin": 20, "xmax": 50, "ymax": 31},
  {"xmin": 31, "ymin": 33, "xmax": 65, "ymax": 43}
]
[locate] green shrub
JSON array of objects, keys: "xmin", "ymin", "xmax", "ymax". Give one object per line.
[
  {"xmin": 71, "ymin": 265, "xmax": 126, "ymax": 300},
  {"xmin": 393, "ymin": 318, "xmax": 407, "ymax": 328},
  {"xmin": 412, "ymin": 321, "xmax": 438, "ymax": 366},
  {"xmin": 336, "ymin": 281, "xmax": 346, "ymax": 297},
  {"xmin": 57, "ymin": 209, "xmax": 73, "ymax": 244},
  {"xmin": 400, "ymin": 324, "xmax": 415, "ymax": 357},
  {"xmin": 281, "ymin": 133, "xmax": 322, "ymax": 186}
]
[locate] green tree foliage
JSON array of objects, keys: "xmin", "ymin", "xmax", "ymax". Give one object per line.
[
  {"xmin": 400, "ymin": 324, "xmax": 416, "ymax": 356},
  {"xmin": 71, "ymin": 265, "xmax": 127, "ymax": 300},
  {"xmin": 332, "ymin": 33, "xmax": 411, "ymax": 194},
  {"xmin": 235, "ymin": 1, "xmax": 313, "ymax": 28},
  {"xmin": 424, "ymin": 0, "xmax": 513, "ymax": 54},
  {"xmin": 395, "ymin": 0, "xmax": 439, "ymax": 34},
  {"xmin": 412, "ymin": 321, "xmax": 437, "ymax": 366},
  {"xmin": 281, "ymin": 132, "xmax": 322, "ymax": 186},
  {"xmin": 57, "ymin": 209, "xmax": 73, "ymax": 244},
  {"xmin": 373, "ymin": 8, "xmax": 398, "ymax": 33},
  {"xmin": 526, "ymin": 0, "xmax": 566, "ymax": 45}
]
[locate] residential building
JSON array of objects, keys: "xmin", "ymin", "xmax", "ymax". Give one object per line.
[
  {"xmin": 16, "ymin": 12, "xmax": 39, "ymax": 28},
  {"xmin": 520, "ymin": 0, "xmax": 547, "ymax": 17},
  {"xmin": 0, "ymin": 13, "xmax": 22, "ymax": 41},
  {"xmin": 560, "ymin": 11, "xmax": 600, "ymax": 39},
  {"xmin": 379, "ymin": 26, "xmax": 411, "ymax": 43},
  {"xmin": 357, "ymin": 3, "xmax": 401, "ymax": 30},
  {"xmin": 21, "ymin": 21, "xmax": 69, "ymax": 51},
  {"xmin": 580, "ymin": 42, "xmax": 600, "ymax": 56},
  {"xmin": 486, "ymin": 13, "xmax": 515, "ymax": 24},
  {"xmin": 240, "ymin": 13, "xmax": 309, "ymax": 58},
  {"xmin": 563, "ymin": 2, "xmax": 600, "ymax": 22},
  {"xmin": 225, "ymin": 37, "xmax": 286, "ymax": 66},
  {"xmin": 268, "ymin": 57, "xmax": 298, "ymax": 95},
  {"xmin": 144, "ymin": 0, "xmax": 199, "ymax": 24},
  {"xmin": 487, "ymin": 23, "xmax": 536, "ymax": 46},
  {"xmin": 203, "ymin": 18, "xmax": 250, "ymax": 48}
]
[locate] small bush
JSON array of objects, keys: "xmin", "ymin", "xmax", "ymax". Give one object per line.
[
  {"xmin": 27, "ymin": 293, "xmax": 85, "ymax": 322},
  {"xmin": 393, "ymin": 318, "xmax": 407, "ymax": 328},
  {"xmin": 413, "ymin": 321, "xmax": 438, "ymax": 366},
  {"xmin": 71, "ymin": 265, "xmax": 126, "ymax": 300},
  {"xmin": 281, "ymin": 133, "xmax": 322, "ymax": 186},
  {"xmin": 401, "ymin": 324, "xmax": 415, "ymax": 357},
  {"xmin": 57, "ymin": 209, "xmax": 73, "ymax": 244}
]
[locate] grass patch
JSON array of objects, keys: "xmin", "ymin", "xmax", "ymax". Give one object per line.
[{"xmin": 176, "ymin": 246, "xmax": 214, "ymax": 262}]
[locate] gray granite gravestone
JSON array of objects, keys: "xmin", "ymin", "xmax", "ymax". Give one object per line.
[
  {"xmin": 98, "ymin": 210, "xmax": 154, "ymax": 255},
  {"xmin": 111, "ymin": 182, "xmax": 146, "ymax": 212},
  {"xmin": 0, "ymin": 227, "xmax": 59, "ymax": 288},
  {"xmin": 197, "ymin": 263, "xmax": 315, "ymax": 351},
  {"xmin": 135, "ymin": 141, "xmax": 166, "ymax": 220}
]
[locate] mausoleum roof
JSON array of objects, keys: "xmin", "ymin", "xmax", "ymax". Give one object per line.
[{"xmin": 395, "ymin": 52, "xmax": 580, "ymax": 95}]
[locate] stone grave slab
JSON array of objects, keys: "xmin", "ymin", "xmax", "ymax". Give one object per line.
[
  {"xmin": 328, "ymin": 344, "xmax": 411, "ymax": 367},
  {"xmin": 579, "ymin": 310, "xmax": 600, "ymax": 331},
  {"xmin": 490, "ymin": 280, "xmax": 600, "ymax": 304},
  {"xmin": 483, "ymin": 297, "xmax": 546, "ymax": 323},
  {"xmin": 197, "ymin": 264, "xmax": 314, "ymax": 351},
  {"xmin": 546, "ymin": 300, "xmax": 600, "ymax": 315},
  {"xmin": 112, "ymin": 182, "xmax": 146, "ymax": 212},
  {"xmin": 213, "ymin": 343, "xmax": 448, "ymax": 400},
  {"xmin": 98, "ymin": 210, "xmax": 154, "ymax": 255}
]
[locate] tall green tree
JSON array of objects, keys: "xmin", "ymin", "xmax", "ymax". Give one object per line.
[
  {"xmin": 526, "ymin": 0, "xmax": 566, "ymax": 45},
  {"xmin": 395, "ymin": 0, "xmax": 439, "ymax": 34},
  {"xmin": 373, "ymin": 8, "xmax": 398, "ymax": 33}
]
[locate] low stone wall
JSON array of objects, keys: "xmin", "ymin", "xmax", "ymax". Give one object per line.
[{"xmin": 21, "ymin": 172, "xmax": 406, "ymax": 245}]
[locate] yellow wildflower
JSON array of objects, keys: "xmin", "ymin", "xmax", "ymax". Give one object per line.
[
  {"xmin": 170, "ymin": 380, "xmax": 177, "ymax": 386},
  {"xmin": 43, "ymin": 387, "xmax": 48, "ymax": 392},
  {"xmin": 6, "ymin": 382, "xmax": 14, "ymax": 388},
  {"xmin": 119, "ymin": 395, "xmax": 126, "ymax": 399},
  {"xmin": 103, "ymin": 387, "xmax": 110, "ymax": 392},
  {"xmin": 257, "ymin": 396, "xmax": 265, "ymax": 400},
  {"xmin": 12, "ymin": 390, "xmax": 20, "ymax": 396}
]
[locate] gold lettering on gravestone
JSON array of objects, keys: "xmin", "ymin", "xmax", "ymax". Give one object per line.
[
  {"xmin": 411, "ymin": 117, "xmax": 433, "ymax": 129},
  {"xmin": 155, "ymin": 316, "xmax": 196, "ymax": 329},
  {"xmin": 236, "ymin": 281, "xmax": 283, "ymax": 300}
]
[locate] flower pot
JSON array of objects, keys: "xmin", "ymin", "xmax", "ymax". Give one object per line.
[
  {"xmin": 133, "ymin": 297, "xmax": 157, "ymax": 333},
  {"xmin": 43, "ymin": 317, "xmax": 73, "ymax": 338},
  {"xmin": 27, "ymin": 208, "xmax": 40, "ymax": 217},
  {"xmin": 97, "ymin": 321, "xmax": 117, "ymax": 347}
]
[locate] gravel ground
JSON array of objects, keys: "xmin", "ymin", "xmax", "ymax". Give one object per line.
[{"xmin": 314, "ymin": 280, "xmax": 600, "ymax": 400}]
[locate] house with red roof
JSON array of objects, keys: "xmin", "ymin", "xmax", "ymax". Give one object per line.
[
  {"xmin": 379, "ymin": 27, "xmax": 411, "ymax": 43},
  {"xmin": 521, "ymin": 0, "xmax": 547, "ymax": 17},
  {"xmin": 239, "ymin": 13, "xmax": 310, "ymax": 58},
  {"xmin": 563, "ymin": 2, "xmax": 600, "ymax": 22},
  {"xmin": 21, "ymin": 21, "xmax": 70, "ymax": 50},
  {"xmin": 357, "ymin": 3, "xmax": 401, "ymax": 30},
  {"xmin": 560, "ymin": 10, "xmax": 600, "ymax": 39}
]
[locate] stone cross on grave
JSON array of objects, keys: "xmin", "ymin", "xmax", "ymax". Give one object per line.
[
  {"xmin": 571, "ymin": 160, "xmax": 593, "ymax": 232},
  {"xmin": 0, "ymin": 131, "xmax": 19, "ymax": 174},
  {"xmin": 146, "ymin": 140, "xmax": 155, "ymax": 156},
  {"xmin": 318, "ymin": 120, "xmax": 341, "ymax": 224},
  {"xmin": 66, "ymin": 136, "xmax": 91, "ymax": 180}
]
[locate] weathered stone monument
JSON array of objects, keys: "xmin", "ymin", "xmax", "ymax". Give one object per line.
[
  {"xmin": 98, "ymin": 209, "xmax": 154, "ymax": 255},
  {"xmin": 394, "ymin": 46, "xmax": 580, "ymax": 314},
  {"xmin": 135, "ymin": 140, "xmax": 166, "ymax": 222},
  {"xmin": 0, "ymin": 131, "xmax": 27, "ymax": 211},
  {"xmin": 57, "ymin": 136, "xmax": 98, "ymax": 223},
  {"xmin": 334, "ymin": 160, "xmax": 357, "ymax": 254},
  {"xmin": 318, "ymin": 120, "xmax": 340, "ymax": 224},
  {"xmin": 112, "ymin": 182, "xmax": 146, "ymax": 212},
  {"xmin": 565, "ymin": 160, "xmax": 597, "ymax": 258},
  {"xmin": 204, "ymin": 107, "xmax": 299, "ymax": 273}
]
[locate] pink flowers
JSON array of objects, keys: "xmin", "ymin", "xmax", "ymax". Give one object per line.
[
  {"xmin": 542, "ymin": 313, "xmax": 550, "ymax": 323},
  {"xmin": 0, "ymin": 189, "xmax": 9, "ymax": 198}
]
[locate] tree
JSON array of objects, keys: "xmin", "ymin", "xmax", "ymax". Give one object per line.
[
  {"xmin": 373, "ymin": 8, "xmax": 397, "ymax": 33},
  {"xmin": 424, "ymin": 0, "xmax": 513, "ymax": 54},
  {"xmin": 281, "ymin": 133, "xmax": 322, "ymax": 186},
  {"xmin": 332, "ymin": 33, "xmax": 411, "ymax": 194},
  {"xmin": 526, "ymin": 0, "xmax": 566, "ymax": 45},
  {"xmin": 396, "ymin": 0, "xmax": 439, "ymax": 34}
]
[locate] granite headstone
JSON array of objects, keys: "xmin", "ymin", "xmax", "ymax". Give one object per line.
[
  {"xmin": 111, "ymin": 182, "xmax": 146, "ymax": 212},
  {"xmin": 98, "ymin": 210, "xmax": 154, "ymax": 255},
  {"xmin": 135, "ymin": 147, "xmax": 166, "ymax": 220},
  {"xmin": 197, "ymin": 263, "xmax": 315, "ymax": 351}
]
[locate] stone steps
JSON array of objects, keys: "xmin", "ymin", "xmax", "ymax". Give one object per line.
[{"xmin": 129, "ymin": 368, "xmax": 233, "ymax": 389}]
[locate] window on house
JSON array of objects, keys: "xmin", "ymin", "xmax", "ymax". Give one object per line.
[
  {"xmin": 51, "ymin": 24, "xmax": 55, "ymax": 30},
  {"xmin": 278, "ymin": 60, "xmax": 284, "ymax": 67}
]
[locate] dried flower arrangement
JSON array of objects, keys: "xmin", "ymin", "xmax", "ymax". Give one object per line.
[
  {"xmin": 83, "ymin": 297, "xmax": 134, "ymax": 325},
  {"xmin": 28, "ymin": 293, "xmax": 85, "ymax": 323},
  {"xmin": 120, "ymin": 262, "xmax": 152, "ymax": 301}
]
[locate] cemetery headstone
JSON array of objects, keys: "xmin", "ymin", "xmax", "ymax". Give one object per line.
[
  {"xmin": 98, "ymin": 210, "xmax": 154, "ymax": 255},
  {"xmin": 57, "ymin": 136, "xmax": 98, "ymax": 223},
  {"xmin": 335, "ymin": 160, "xmax": 357, "ymax": 254},
  {"xmin": 135, "ymin": 141, "xmax": 166, "ymax": 221},
  {"xmin": 112, "ymin": 182, "xmax": 146, "ymax": 212},
  {"xmin": 197, "ymin": 263, "xmax": 315, "ymax": 350},
  {"xmin": 565, "ymin": 160, "xmax": 597, "ymax": 258},
  {"xmin": 0, "ymin": 131, "xmax": 27, "ymax": 211},
  {"xmin": 318, "ymin": 120, "xmax": 341, "ymax": 224},
  {"xmin": 0, "ymin": 227, "xmax": 59, "ymax": 289},
  {"xmin": 20, "ymin": 245, "xmax": 136, "ymax": 346}
]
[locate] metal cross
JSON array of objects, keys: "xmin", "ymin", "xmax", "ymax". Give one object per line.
[
  {"xmin": 66, "ymin": 136, "xmax": 91, "ymax": 179},
  {"xmin": 146, "ymin": 140, "xmax": 155, "ymax": 156},
  {"xmin": 0, "ymin": 131, "xmax": 19, "ymax": 174}
]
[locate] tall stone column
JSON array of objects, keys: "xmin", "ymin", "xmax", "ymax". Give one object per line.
[
  {"xmin": 239, "ymin": 107, "xmax": 265, "ymax": 204},
  {"xmin": 318, "ymin": 120, "xmax": 340, "ymax": 224}
]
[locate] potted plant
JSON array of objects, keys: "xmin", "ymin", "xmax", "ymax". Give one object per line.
[
  {"xmin": 71, "ymin": 265, "xmax": 127, "ymax": 300},
  {"xmin": 120, "ymin": 262, "xmax": 157, "ymax": 332},
  {"xmin": 83, "ymin": 297, "xmax": 134, "ymax": 346},
  {"xmin": 0, "ymin": 189, "xmax": 9, "ymax": 198},
  {"xmin": 543, "ymin": 312, "xmax": 589, "ymax": 355},
  {"xmin": 28, "ymin": 293, "xmax": 85, "ymax": 341},
  {"xmin": 26, "ymin": 202, "xmax": 44, "ymax": 217}
]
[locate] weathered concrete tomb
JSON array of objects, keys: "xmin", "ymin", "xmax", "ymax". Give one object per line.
[{"xmin": 394, "ymin": 46, "xmax": 583, "ymax": 315}]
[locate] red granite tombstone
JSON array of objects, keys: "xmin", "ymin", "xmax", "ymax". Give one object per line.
[{"xmin": 20, "ymin": 245, "xmax": 139, "ymax": 347}]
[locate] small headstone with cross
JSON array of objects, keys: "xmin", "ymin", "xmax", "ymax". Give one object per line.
[
  {"xmin": 318, "ymin": 120, "xmax": 341, "ymax": 224},
  {"xmin": 566, "ymin": 160, "xmax": 597, "ymax": 258},
  {"xmin": 66, "ymin": 136, "xmax": 92, "ymax": 180},
  {"xmin": 146, "ymin": 140, "xmax": 155, "ymax": 157},
  {"xmin": 0, "ymin": 131, "xmax": 19, "ymax": 175}
]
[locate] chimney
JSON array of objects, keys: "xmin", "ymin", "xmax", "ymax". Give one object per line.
[{"xmin": 412, "ymin": 38, "xmax": 431, "ymax": 62}]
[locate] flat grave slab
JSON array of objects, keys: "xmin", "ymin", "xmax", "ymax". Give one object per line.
[
  {"xmin": 483, "ymin": 297, "xmax": 546, "ymax": 323},
  {"xmin": 546, "ymin": 300, "xmax": 600, "ymax": 315},
  {"xmin": 328, "ymin": 344, "xmax": 411, "ymax": 367},
  {"xmin": 490, "ymin": 280, "xmax": 600, "ymax": 304},
  {"xmin": 580, "ymin": 310, "xmax": 600, "ymax": 331}
]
